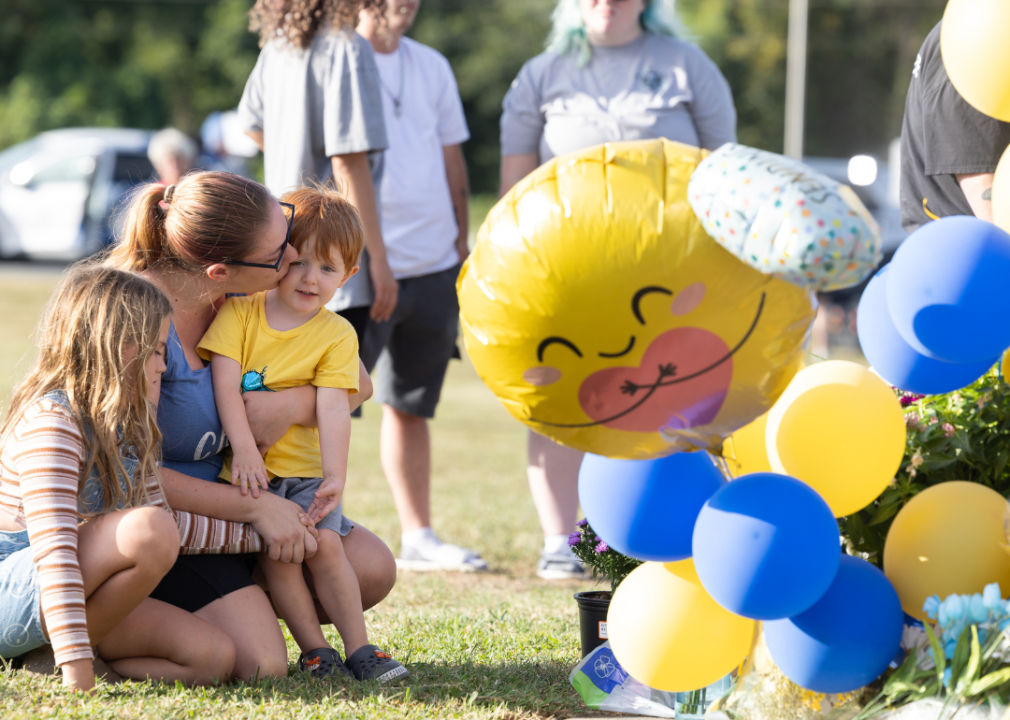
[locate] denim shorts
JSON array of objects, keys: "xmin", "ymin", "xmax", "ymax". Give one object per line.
[{"xmin": 0, "ymin": 529, "xmax": 47, "ymax": 660}]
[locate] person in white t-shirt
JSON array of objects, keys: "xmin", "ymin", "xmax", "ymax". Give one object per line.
[{"xmin": 356, "ymin": 0, "xmax": 486, "ymax": 572}]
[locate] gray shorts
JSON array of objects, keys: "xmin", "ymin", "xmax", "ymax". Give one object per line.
[
  {"xmin": 266, "ymin": 477, "xmax": 354, "ymax": 537},
  {"xmin": 361, "ymin": 263, "xmax": 461, "ymax": 419}
]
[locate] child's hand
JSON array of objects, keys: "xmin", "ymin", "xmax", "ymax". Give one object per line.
[
  {"xmin": 306, "ymin": 476, "xmax": 344, "ymax": 523},
  {"xmin": 230, "ymin": 449, "xmax": 271, "ymax": 498}
]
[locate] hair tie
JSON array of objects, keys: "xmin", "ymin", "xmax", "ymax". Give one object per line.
[{"xmin": 163, "ymin": 184, "xmax": 176, "ymax": 205}]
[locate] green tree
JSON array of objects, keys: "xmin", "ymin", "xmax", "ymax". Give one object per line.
[
  {"xmin": 0, "ymin": 0, "xmax": 259, "ymax": 150},
  {"xmin": 0, "ymin": 0, "xmax": 957, "ymax": 191}
]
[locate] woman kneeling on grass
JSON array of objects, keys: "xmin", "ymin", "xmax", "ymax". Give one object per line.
[
  {"xmin": 0, "ymin": 266, "xmax": 269, "ymax": 692},
  {"xmin": 104, "ymin": 171, "xmax": 396, "ymax": 682}
]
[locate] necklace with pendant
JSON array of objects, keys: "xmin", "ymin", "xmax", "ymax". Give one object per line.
[{"xmin": 379, "ymin": 44, "xmax": 405, "ymax": 118}]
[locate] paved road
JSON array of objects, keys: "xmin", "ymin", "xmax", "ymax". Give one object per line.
[{"xmin": 0, "ymin": 259, "xmax": 70, "ymax": 279}]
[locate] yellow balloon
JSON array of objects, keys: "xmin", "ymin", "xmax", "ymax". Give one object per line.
[
  {"xmin": 766, "ymin": 360, "xmax": 906, "ymax": 517},
  {"xmin": 458, "ymin": 139, "xmax": 816, "ymax": 459},
  {"xmin": 941, "ymin": 0, "xmax": 1010, "ymax": 121},
  {"xmin": 884, "ymin": 482, "xmax": 1010, "ymax": 621},
  {"xmin": 608, "ymin": 559, "xmax": 755, "ymax": 692},
  {"xmin": 724, "ymin": 413, "xmax": 772, "ymax": 477},
  {"xmin": 993, "ymin": 146, "xmax": 1010, "ymax": 235}
]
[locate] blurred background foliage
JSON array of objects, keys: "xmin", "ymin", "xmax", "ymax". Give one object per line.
[{"xmin": 0, "ymin": 0, "xmax": 948, "ymax": 193}]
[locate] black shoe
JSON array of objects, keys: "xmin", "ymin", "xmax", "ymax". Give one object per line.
[
  {"xmin": 344, "ymin": 644, "xmax": 409, "ymax": 683},
  {"xmin": 297, "ymin": 647, "xmax": 353, "ymax": 679}
]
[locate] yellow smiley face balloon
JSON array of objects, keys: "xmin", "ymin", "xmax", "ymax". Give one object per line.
[{"xmin": 458, "ymin": 139, "xmax": 817, "ymax": 459}]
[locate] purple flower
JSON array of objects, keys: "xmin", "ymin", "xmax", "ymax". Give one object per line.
[
  {"xmin": 595, "ymin": 540, "xmax": 609, "ymax": 554},
  {"xmin": 568, "ymin": 532, "xmax": 581, "ymax": 547},
  {"xmin": 899, "ymin": 392, "xmax": 925, "ymax": 406},
  {"xmin": 576, "ymin": 519, "xmax": 589, "ymax": 527}
]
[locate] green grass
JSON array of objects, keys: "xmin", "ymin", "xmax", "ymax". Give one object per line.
[{"xmin": 0, "ymin": 264, "xmax": 599, "ymax": 718}]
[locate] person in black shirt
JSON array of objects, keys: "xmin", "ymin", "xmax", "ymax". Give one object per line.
[{"xmin": 900, "ymin": 22, "xmax": 1010, "ymax": 233}]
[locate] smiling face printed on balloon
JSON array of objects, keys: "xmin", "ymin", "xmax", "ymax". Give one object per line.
[{"xmin": 458, "ymin": 139, "xmax": 816, "ymax": 459}]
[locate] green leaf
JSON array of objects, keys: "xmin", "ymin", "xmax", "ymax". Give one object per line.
[
  {"xmin": 953, "ymin": 625, "xmax": 983, "ymax": 695},
  {"xmin": 949, "ymin": 624, "xmax": 972, "ymax": 690},
  {"xmin": 866, "ymin": 502, "xmax": 901, "ymax": 527},
  {"xmin": 925, "ymin": 624, "xmax": 946, "ymax": 683},
  {"xmin": 966, "ymin": 667, "xmax": 1010, "ymax": 696}
]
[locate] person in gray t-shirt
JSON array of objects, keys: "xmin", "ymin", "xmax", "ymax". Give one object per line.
[
  {"xmin": 499, "ymin": 0, "xmax": 737, "ymax": 581},
  {"xmin": 238, "ymin": 0, "xmax": 399, "ymax": 333}
]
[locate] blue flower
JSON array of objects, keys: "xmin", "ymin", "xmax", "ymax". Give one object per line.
[
  {"xmin": 923, "ymin": 595, "xmax": 941, "ymax": 620},
  {"xmin": 968, "ymin": 593, "xmax": 989, "ymax": 624},
  {"xmin": 943, "ymin": 667, "xmax": 952, "ymax": 688},
  {"xmin": 939, "ymin": 594, "xmax": 965, "ymax": 628},
  {"xmin": 984, "ymin": 583, "xmax": 1004, "ymax": 612}
]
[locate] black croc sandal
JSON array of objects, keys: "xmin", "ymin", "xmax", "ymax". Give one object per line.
[
  {"xmin": 344, "ymin": 644, "xmax": 409, "ymax": 683},
  {"xmin": 298, "ymin": 647, "xmax": 353, "ymax": 679}
]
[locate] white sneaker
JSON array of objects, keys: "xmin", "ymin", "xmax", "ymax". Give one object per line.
[
  {"xmin": 537, "ymin": 547, "xmax": 591, "ymax": 580},
  {"xmin": 397, "ymin": 537, "xmax": 488, "ymax": 573}
]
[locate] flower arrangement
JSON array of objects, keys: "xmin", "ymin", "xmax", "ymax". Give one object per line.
[
  {"xmin": 568, "ymin": 519, "xmax": 642, "ymax": 592},
  {"xmin": 839, "ymin": 367, "xmax": 1010, "ymax": 570},
  {"xmin": 857, "ymin": 584, "xmax": 1010, "ymax": 719}
]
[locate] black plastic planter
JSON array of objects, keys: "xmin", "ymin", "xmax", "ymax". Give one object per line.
[{"xmin": 574, "ymin": 590, "xmax": 612, "ymax": 657}]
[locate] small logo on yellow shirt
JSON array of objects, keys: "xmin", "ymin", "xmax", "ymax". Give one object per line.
[{"xmin": 240, "ymin": 367, "xmax": 274, "ymax": 393}]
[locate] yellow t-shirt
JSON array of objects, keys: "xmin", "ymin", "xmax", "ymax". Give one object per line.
[{"xmin": 197, "ymin": 294, "xmax": 359, "ymax": 480}]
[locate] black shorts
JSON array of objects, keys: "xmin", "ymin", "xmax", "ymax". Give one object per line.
[
  {"xmin": 360, "ymin": 264, "xmax": 461, "ymax": 419},
  {"xmin": 335, "ymin": 306, "xmax": 371, "ymax": 345},
  {"xmin": 149, "ymin": 554, "xmax": 257, "ymax": 613}
]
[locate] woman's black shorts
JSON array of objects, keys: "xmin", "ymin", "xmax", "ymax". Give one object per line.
[{"xmin": 149, "ymin": 554, "xmax": 257, "ymax": 613}]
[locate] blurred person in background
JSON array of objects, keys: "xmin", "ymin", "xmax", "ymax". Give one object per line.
[
  {"xmin": 239, "ymin": 0, "xmax": 398, "ymax": 341},
  {"xmin": 900, "ymin": 21, "xmax": 1010, "ymax": 234},
  {"xmin": 499, "ymin": 0, "xmax": 736, "ymax": 579},
  {"xmin": 148, "ymin": 127, "xmax": 199, "ymax": 186},
  {"xmin": 201, "ymin": 110, "xmax": 262, "ymax": 178},
  {"xmin": 356, "ymin": 0, "xmax": 485, "ymax": 571}
]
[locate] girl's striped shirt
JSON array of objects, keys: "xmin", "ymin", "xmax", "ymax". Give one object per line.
[{"xmin": 0, "ymin": 397, "xmax": 264, "ymax": 666}]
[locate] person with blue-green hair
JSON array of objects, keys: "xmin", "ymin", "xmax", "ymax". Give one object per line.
[{"xmin": 499, "ymin": 0, "xmax": 737, "ymax": 581}]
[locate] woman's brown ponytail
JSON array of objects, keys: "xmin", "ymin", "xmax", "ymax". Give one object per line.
[
  {"xmin": 107, "ymin": 171, "xmax": 275, "ymax": 273},
  {"xmin": 108, "ymin": 183, "xmax": 171, "ymax": 271}
]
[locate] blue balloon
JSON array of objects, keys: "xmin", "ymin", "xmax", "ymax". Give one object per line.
[
  {"xmin": 578, "ymin": 451, "xmax": 726, "ymax": 562},
  {"xmin": 858, "ymin": 265, "xmax": 996, "ymax": 394},
  {"xmin": 692, "ymin": 473, "xmax": 840, "ymax": 620},
  {"xmin": 886, "ymin": 216, "xmax": 1010, "ymax": 364},
  {"xmin": 764, "ymin": 555, "xmax": 904, "ymax": 693}
]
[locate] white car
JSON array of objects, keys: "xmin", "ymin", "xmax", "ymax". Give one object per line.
[{"xmin": 0, "ymin": 128, "xmax": 154, "ymax": 260}]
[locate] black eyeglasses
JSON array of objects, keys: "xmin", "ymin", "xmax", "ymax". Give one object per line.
[{"xmin": 224, "ymin": 201, "xmax": 294, "ymax": 271}]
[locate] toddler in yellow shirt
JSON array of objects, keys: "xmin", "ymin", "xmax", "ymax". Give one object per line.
[{"xmin": 198, "ymin": 185, "xmax": 407, "ymax": 683}]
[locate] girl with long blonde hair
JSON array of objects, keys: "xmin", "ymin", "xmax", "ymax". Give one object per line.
[{"xmin": 0, "ymin": 265, "xmax": 261, "ymax": 692}]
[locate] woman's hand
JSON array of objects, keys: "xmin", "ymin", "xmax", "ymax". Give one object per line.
[
  {"xmin": 62, "ymin": 658, "xmax": 96, "ymax": 693},
  {"xmin": 243, "ymin": 366, "xmax": 372, "ymax": 454},
  {"xmin": 250, "ymin": 492, "xmax": 317, "ymax": 563},
  {"xmin": 243, "ymin": 385, "xmax": 315, "ymax": 454}
]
